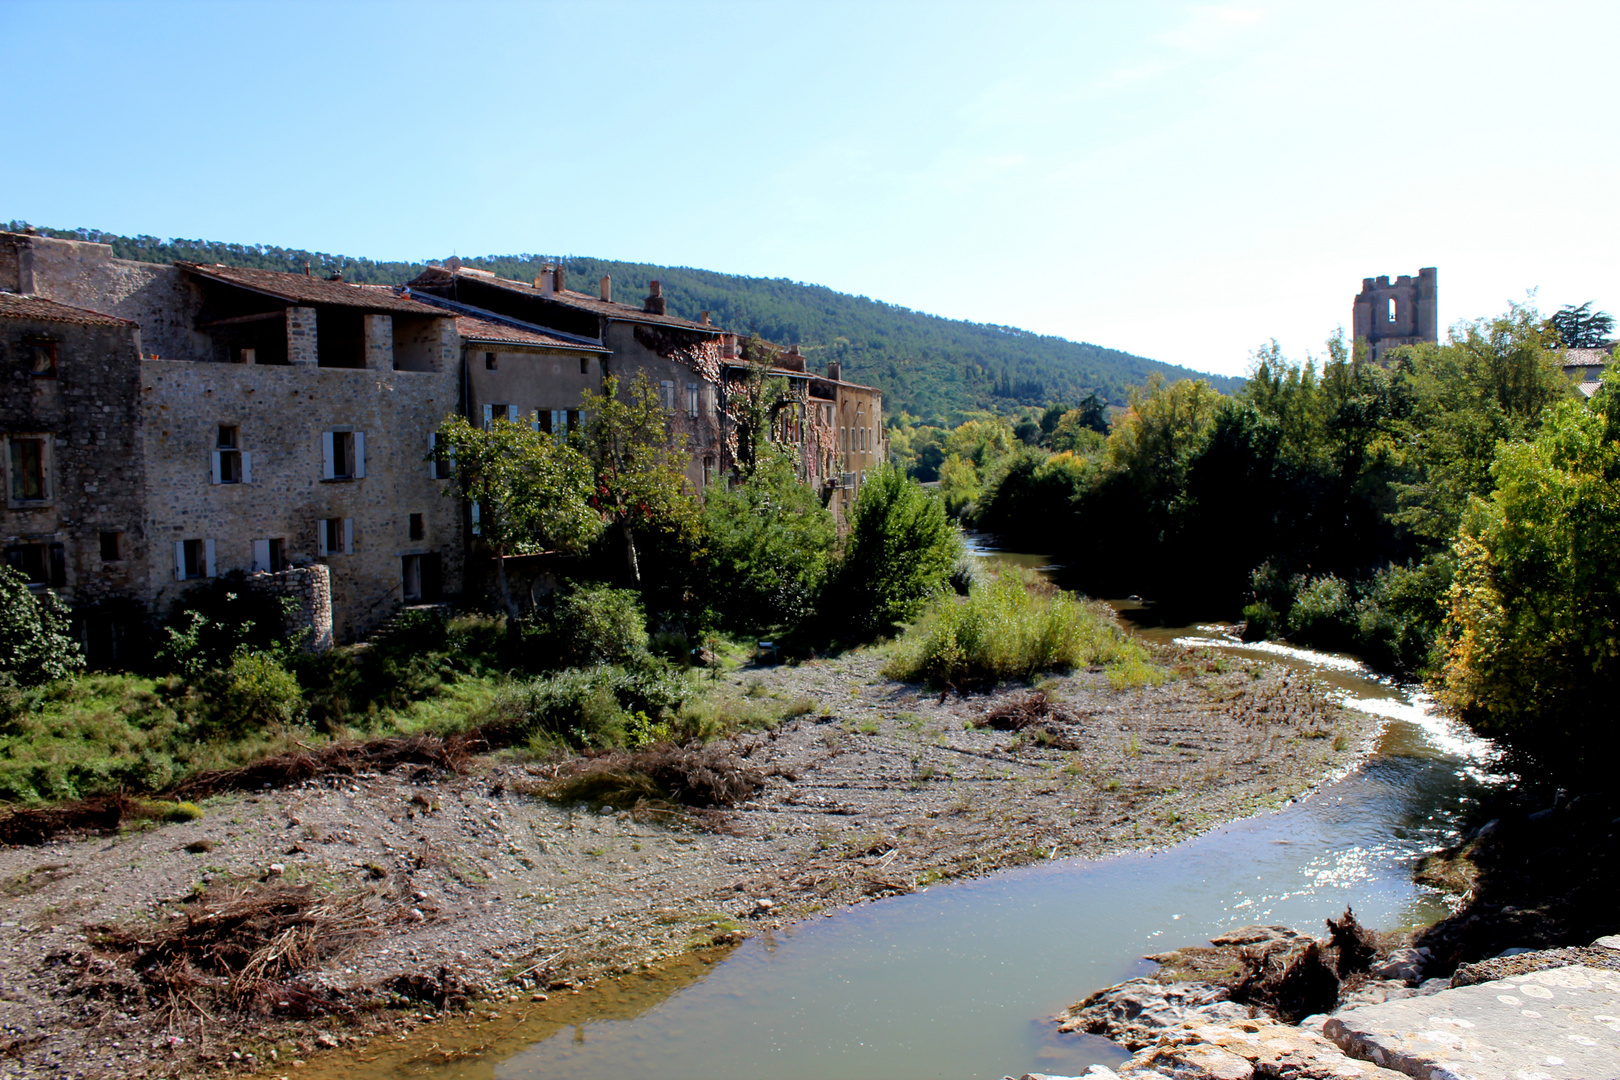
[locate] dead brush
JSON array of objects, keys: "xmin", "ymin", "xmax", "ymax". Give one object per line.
[
  {"xmin": 170, "ymin": 734, "xmax": 474, "ymax": 800},
  {"xmin": 546, "ymin": 742, "xmax": 767, "ymax": 814},
  {"xmin": 975, "ymin": 693, "xmax": 1084, "ymax": 749},
  {"xmin": 87, "ymin": 882, "xmax": 386, "ymax": 1018}
]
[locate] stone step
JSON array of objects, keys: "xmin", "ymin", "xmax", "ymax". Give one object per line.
[{"xmin": 1325, "ymin": 964, "xmax": 1620, "ymax": 1080}]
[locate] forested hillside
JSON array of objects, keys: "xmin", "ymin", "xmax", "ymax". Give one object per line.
[{"xmin": 6, "ymin": 223, "xmax": 1242, "ymax": 418}]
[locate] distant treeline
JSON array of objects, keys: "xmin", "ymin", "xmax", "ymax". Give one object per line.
[{"xmin": 6, "ymin": 222, "xmax": 1241, "ymax": 421}]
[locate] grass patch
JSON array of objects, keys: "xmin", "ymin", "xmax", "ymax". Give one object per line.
[{"xmin": 883, "ymin": 571, "xmax": 1158, "ymax": 690}]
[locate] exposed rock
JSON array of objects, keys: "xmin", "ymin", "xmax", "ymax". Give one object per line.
[
  {"xmin": 1327, "ymin": 964, "xmax": 1620, "ymax": 1079},
  {"xmin": 1337, "ymin": 978, "xmax": 1422, "ymax": 1009},
  {"xmin": 1117, "ymin": 1017, "xmax": 1406, "ymax": 1079},
  {"xmin": 1056, "ymin": 979, "xmax": 1252, "ymax": 1050},
  {"xmin": 1449, "ymin": 942, "xmax": 1620, "ymax": 987},
  {"xmin": 1209, "ymin": 925, "xmax": 1305, "ymax": 949},
  {"xmin": 1371, "ymin": 945, "xmax": 1428, "ymax": 983}
]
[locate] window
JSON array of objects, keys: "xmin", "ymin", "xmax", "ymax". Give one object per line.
[
  {"xmin": 481, "ymin": 404, "xmax": 518, "ymax": 429},
  {"xmin": 317, "ymin": 517, "xmax": 353, "ymax": 556},
  {"xmin": 8, "ymin": 436, "xmax": 47, "ymax": 503},
  {"xmin": 659, "ymin": 380, "xmax": 675, "ymax": 410},
  {"xmin": 99, "ymin": 531, "xmax": 122, "ymax": 562},
  {"xmin": 485, "ymin": 351, "xmax": 498, "ymax": 370},
  {"xmin": 687, "ymin": 383, "xmax": 699, "ymax": 418},
  {"xmin": 252, "ymin": 538, "xmax": 286, "ymax": 573},
  {"xmin": 580, "ymin": 357, "xmax": 589, "ymax": 375},
  {"xmin": 322, "ymin": 430, "xmax": 364, "ymax": 480},
  {"xmin": 409, "ymin": 513, "xmax": 425, "ymax": 541},
  {"xmin": 429, "ymin": 432, "xmax": 452, "ymax": 479},
  {"xmin": 212, "ymin": 424, "xmax": 248, "ymax": 484},
  {"xmin": 174, "ymin": 538, "xmax": 214, "ymax": 581},
  {"xmin": 28, "ymin": 338, "xmax": 58, "ymax": 378},
  {"xmin": 6, "ymin": 542, "xmax": 64, "ymax": 587},
  {"xmin": 402, "ymin": 554, "xmax": 424, "ymax": 601},
  {"xmin": 1387, "ymin": 297, "xmax": 1397, "ymax": 323}
]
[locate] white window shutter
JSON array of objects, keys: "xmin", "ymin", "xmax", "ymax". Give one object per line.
[
  {"xmin": 507, "ymin": 404, "xmax": 519, "ymax": 424},
  {"xmin": 482, "ymin": 404, "xmax": 494, "ymax": 430},
  {"xmin": 342, "ymin": 518, "xmax": 354, "ymax": 555},
  {"xmin": 210, "ymin": 450, "xmax": 222, "ymax": 485},
  {"xmin": 471, "ymin": 502, "xmax": 481, "ymax": 536},
  {"xmin": 353, "ymin": 432, "xmax": 366, "ymax": 478},
  {"xmin": 317, "ymin": 521, "xmax": 328, "ymax": 557},
  {"xmin": 174, "ymin": 541, "xmax": 186, "ymax": 581},
  {"xmin": 241, "ymin": 451, "xmax": 253, "ymax": 484},
  {"xmin": 203, "ymin": 539, "xmax": 217, "ymax": 578},
  {"xmin": 253, "ymin": 539, "xmax": 271, "ymax": 573},
  {"xmin": 322, "ymin": 431, "xmax": 336, "ymax": 479}
]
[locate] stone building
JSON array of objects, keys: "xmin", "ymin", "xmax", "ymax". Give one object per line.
[
  {"xmin": 407, "ymin": 264, "xmax": 732, "ymax": 490},
  {"xmin": 1352, "ymin": 268, "xmax": 1438, "ymax": 362},
  {"xmin": 1, "ymin": 231, "xmax": 466, "ymax": 646},
  {"xmin": 0, "ymin": 292, "xmax": 148, "ymax": 662}
]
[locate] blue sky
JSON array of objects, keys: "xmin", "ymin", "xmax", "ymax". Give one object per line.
[{"xmin": 2, "ymin": 0, "xmax": 1615, "ymax": 376}]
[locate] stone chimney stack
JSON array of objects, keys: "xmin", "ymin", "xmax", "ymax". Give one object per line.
[
  {"xmin": 554, "ymin": 264, "xmax": 566, "ymax": 294},
  {"xmin": 826, "ymin": 360, "xmax": 841, "ymax": 382},
  {"xmin": 644, "ymin": 280, "xmax": 666, "ymax": 316},
  {"xmin": 600, "ymin": 274, "xmax": 612, "ymax": 303},
  {"xmin": 538, "ymin": 266, "xmax": 554, "ymax": 296},
  {"xmin": 721, "ymin": 333, "xmax": 739, "ymax": 360},
  {"xmin": 700, "ymin": 311, "xmax": 711, "ymax": 326},
  {"xmin": 781, "ymin": 343, "xmax": 806, "ymax": 372}
]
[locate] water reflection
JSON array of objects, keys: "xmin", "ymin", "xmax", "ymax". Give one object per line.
[{"xmin": 317, "ymin": 544, "xmax": 1507, "ymax": 1080}]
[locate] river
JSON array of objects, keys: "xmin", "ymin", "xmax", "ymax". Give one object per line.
[{"xmin": 327, "ymin": 546, "xmax": 1509, "ymax": 1080}]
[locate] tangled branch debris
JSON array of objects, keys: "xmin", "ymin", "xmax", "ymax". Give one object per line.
[
  {"xmin": 550, "ymin": 742, "xmax": 767, "ymax": 811},
  {"xmin": 974, "ymin": 693, "xmax": 1084, "ymax": 749},
  {"xmin": 86, "ymin": 883, "xmax": 385, "ymax": 1018},
  {"xmin": 0, "ymin": 796, "xmax": 129, "ymax": 846},
  {"xmin": 170, "ymin": 735, "xmax": 474, "ymax": 800},
  {"xmin": 1230, "ymin": 907, "xmax": 1377, "ymax": 1022}
]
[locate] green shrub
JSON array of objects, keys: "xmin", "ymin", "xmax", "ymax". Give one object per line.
[
  {"xmin": 526, "ymin": 585, "xmax": 650, "ymax": 669},
  {"xmin": 487, "ymin": 661, "xmax": 692, "ymax": 749},
  {"xmin": 0, "ymin": 566, "xmax": 84, "ymax": 686},
  {"xmin": 883, "ymin": 571, "xmax": 1154, "ymax": 688},
  {"xmin": 824, "ymin": 465, "xmax": 963, "ymax": 642},
  {"xmin": 212, "ymin": 649, "xmax": 304, "ymax": 735}
]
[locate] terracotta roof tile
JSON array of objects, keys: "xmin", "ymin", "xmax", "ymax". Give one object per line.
[
  {"xmin": 0, "ymin": 292, "xmax": 136, "ymax": 327},
  {"xmin": 178, "ymin": 263, "xmax": 450, "ymax": 316},
  {"xmin": 454, "ymin": 312, "xmax": 610, "ymax": 352}
]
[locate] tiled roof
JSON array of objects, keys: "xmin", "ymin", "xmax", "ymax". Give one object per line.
[
  {"xmin": 455, "ymin": 312, "xmax": 610, "ymax": 352},
  {"xmin": 412, "ymin": 267, "xmax": 720, "ymax": 332},
  {"xmin": 178, "ymin": 263, "xmax": 450, "ymax": 315},
  {"xmin": 0, "ymin": 292, "xmax": 136, "ymax": 327}
]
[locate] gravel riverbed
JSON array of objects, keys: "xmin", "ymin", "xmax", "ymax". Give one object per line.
[{"xmin": 0, "ymin": 644, "xmax": 1378, "ymax": 1079}]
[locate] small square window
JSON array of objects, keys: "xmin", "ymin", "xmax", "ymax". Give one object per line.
[
  {"xmin": 580, "ymin": 357, "xmax": 589, "ymax": 375},
  {"xmin": 485, "ymin": 352, "xmax": 498, "ymax": 370},
  {"xmin": 409, "ymin": 513, "xmax": 425, "ymax": 541},
  {"xmin": 99, "ymin": 531, "xmax": 122, "ymax": 561},
  {"xmin": 27, "ymin": 338, "xmax": 57, "ymax": 378}
]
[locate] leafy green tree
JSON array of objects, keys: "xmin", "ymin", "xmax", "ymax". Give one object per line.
[
  {"xmin": 435, "ymin": 414, "xmax": 601, "ymax": 616},
  {"xmin": 824, "ymin": 465, "xmax": 962, "ymax": 641},
  {"xmin": 0, "ymin": 567, "xmax": 83, "ymax": 686},
  {"xmin": 701, "ymin": 454, "xmax": 836, "ymax": 630},
  {"xmin": 1438, "ymin": 394, "xmax": 1620, "ymax": 758},
  {"xmin": 1548, "ymin": 301, "xmax": 1615, "ymax": 349},
  {"xmin": 581, "ymin": 374, "xmax": 702, "ymax": 587},
  {"xmin": 728, "ymin": 357, "xmax": 796, "ymax": 479},
  {"xmin": 936, "ymin": 453, "xmax": 981, "ymax": 519}
]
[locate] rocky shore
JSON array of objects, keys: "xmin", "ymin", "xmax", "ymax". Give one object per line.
[{"xmin": 0, "ymin": 643, "xmax": 1374, "ymax": 1079}]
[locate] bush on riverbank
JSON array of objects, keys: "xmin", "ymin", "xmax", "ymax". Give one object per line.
[{"xmin": 883, "ymin": 570, "xmax": 1156, "ymax": 689}]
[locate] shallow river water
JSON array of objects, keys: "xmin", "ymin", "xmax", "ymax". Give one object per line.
[{"xmin": 326, "ymin": 551, "xmax": 1510, "ymax": 1080}]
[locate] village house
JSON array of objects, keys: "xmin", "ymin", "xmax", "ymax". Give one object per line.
[{"xmin": 1, "ymin": 232, "xmax": 893, "ymax": 655}]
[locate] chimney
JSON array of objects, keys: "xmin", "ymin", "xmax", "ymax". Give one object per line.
[
  {"xmin": 644, "ymin": 280, "xmax": 666, "ymax": 316},
  {"xmin": 554, "ymin": 264, "xmax": 566, "ymax": 293},
  {"xmin": 781, "ymin": 343, "xmax": 806, "ymax": 372},
  {"xmin": 826, "ymin": 360, "xmax": 841, "ymax": 382},
  {"xmin": 304, "ymin": 261, "xmax": 311, "ymax": 277},
  {"xmin": 538, "ymin": 265, "xmax": 554, "ymax": 297},
  {"xmin": 600, "ymin": 274, "xmax": 612, "ymax": 303},
  {"xmin": 328, "ymin": 271, "xmax": 343, "ymax": 282},
  {"xmin": 700, "ymin": 310, "xmax": 711, "ymax": 326},
  {"xmin": 721, "ymin": 333, "xmax": 739, "ymax": 360}
]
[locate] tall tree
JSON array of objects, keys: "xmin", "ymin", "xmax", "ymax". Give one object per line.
[
  {"xmin": 580, "ymin": 374, "xmax": 701, "ymax": 587},
  {"xmin": 1548, "ymin": 301, "xmax": 1615, "ymax": 349},
  {"xmin": 433, "ymin": 415, "xmax": 601, "ymax": 617}
]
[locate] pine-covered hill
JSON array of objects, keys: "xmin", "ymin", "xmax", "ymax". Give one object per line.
[{"xmin": 9, "ymin": 223, "xmax": 1243, "ymax": 419}]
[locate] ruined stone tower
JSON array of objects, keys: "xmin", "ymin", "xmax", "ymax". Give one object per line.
[{"xmin": 1352, "ymin": 267, "xmax": 1437, "ymax": 362}]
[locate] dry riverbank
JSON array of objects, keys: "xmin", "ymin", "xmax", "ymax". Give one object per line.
[{"xmin": 0, "ymin": 642, "xmax": 1378, "ymax": 1079}]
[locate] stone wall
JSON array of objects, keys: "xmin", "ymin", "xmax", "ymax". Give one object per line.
[
  {"xmin": 138, "ymin": 358, "xmax": 464, "ymax": 642},
  {"xmin": 1352, "ymin": 268, "xmax": 1438, "ymax": 363},
  {"xmin": 0, "ymin": 313, "xmax": 148, "ymax": 616},
  {"xmin": 255, "ymin": 563, "xmax": 334, "ymax": 651},
  {"xmin": 467, "ymin": 344, "xmax": 603, "ymax": 430}
]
